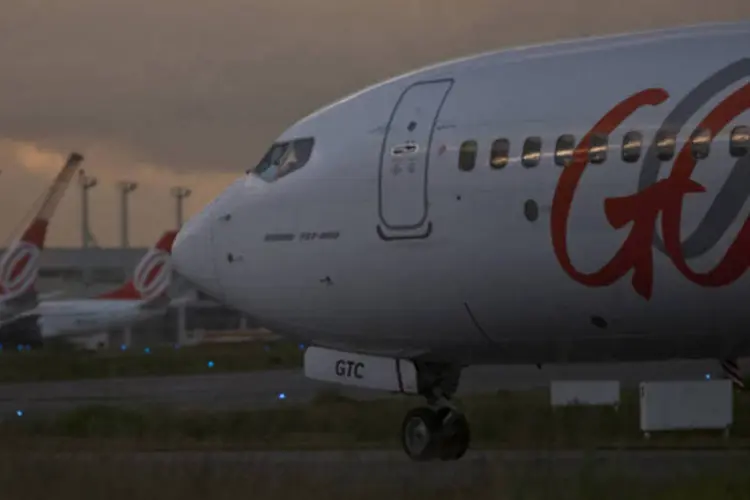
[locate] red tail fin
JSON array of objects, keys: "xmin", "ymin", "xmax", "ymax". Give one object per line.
[
  {"xmin": 97, "ymin": 230, "xmax": 178, "ymax": 302},
  {"xmin": 0, "ymin": 152, "xmax": 83, "ymax": 301}
]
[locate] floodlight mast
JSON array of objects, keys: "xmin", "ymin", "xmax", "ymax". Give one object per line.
[
  {"xmin": 170, "ymin": 186, "xmax": 192, "ymax": 228},
  {"xmin": 78, "ymin": 170, "xmax": 98, "ymax": 249},
  {"xmin": 117, "ymin": 181, "xmax": 138, "ymax": 248}
]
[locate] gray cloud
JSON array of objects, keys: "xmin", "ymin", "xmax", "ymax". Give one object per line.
[
  {"xmin": 0, "ymin": 139, "xmax": 238, "ymax": 247},
  {"xmin": 0, "ymin": 0, "xmax": 748, "ymax": 246},
  {"xmin": 2, "ymin": 0, "xmax": 748, "ymax": 174}
]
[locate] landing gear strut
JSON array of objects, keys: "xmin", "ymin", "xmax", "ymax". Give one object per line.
[
  {"xmin": 721, "ymin": 358, "xmax": 745, "ymax": 390},
  {"xmin": 399, "ymin": 362, "xmax": 470, "ymax": 461}
]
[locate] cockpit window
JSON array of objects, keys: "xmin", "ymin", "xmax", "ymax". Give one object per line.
[{"xmin": 249, "ymin": 137, "xmax": 315, "ymax": 182}]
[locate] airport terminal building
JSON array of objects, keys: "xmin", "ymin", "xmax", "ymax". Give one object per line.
[{"xmin": 3, "ymin": 245, "xmax": 256, "ymax": 349}]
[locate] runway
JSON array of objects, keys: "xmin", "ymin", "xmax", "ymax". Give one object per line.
[
  {"xmin": 6, "ymin": 450, "xmax": 750, "ymax": 485},
  {"xmin": 0, "ymin": 358, "xmax": 739, "ymax": 415}
]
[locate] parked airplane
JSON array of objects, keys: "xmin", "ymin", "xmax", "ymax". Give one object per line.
[
  {"xmin": 171, "ymin": 21, "xmax": 750, "ymax": 461},
  {"xmin": 0, "ymin": 229, "xmax": 178, "ymax": 347},
  {"xmin": 0, "ymin": 152, "xmax": 84, "ymax": 324}
]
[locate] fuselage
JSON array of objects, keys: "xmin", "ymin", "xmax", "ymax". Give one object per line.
[
  {"xmin": 174, "ymin": 22, "xmax": 750, "ymax": 365},
  {"xmin": 1, "ymin": 299, "xmax": 161, "ymax": 342},
  {"xmin": 36, "ymin": 299, "xmax": 160, "ymax": 338}
]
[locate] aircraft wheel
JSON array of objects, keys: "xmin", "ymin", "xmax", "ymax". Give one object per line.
[
  {"xmin": 436, "ymin": 408, "xmax": 470, "ymax": 461},
  {"xmin": 401, "ymin": 407, "xmax": 442, "ymax": 461}
]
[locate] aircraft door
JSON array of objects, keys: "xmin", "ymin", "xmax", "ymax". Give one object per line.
[{"xmin": 377, "ymin": 79, "xmax": 453, "ymax": 240}]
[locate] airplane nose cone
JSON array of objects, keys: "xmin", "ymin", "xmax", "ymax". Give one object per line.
[
  {"xmin": 173, "ymin": 177, "xmax": 250, "ymax": 301},
  {"xmin": 172, "ymin": 210, "xmax": 221, "ymax": 299}
]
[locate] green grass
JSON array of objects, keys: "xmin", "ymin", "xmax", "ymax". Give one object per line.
[
  {"xmin": 0, "ymin": 453, "xmax": 748, "ymax": 500},
  {"xmin": 2, "ymin": 389, "xmax": 749, "ymax": 451},
  {"xmin": 3, "ymin": 390, "xmax": 749, "ymax": 499},
  {"xmin": 0, "ymin": 340, "xmax": 303, "ymax": 382}
]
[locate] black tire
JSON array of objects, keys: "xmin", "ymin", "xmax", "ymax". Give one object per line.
[
  {"xmin": 400, "ymin": 407, "xmax": 441, "ymax": 461},
  {"xmin": 436, "ymin": 408, "xmax": 470, "ymax": 461}
]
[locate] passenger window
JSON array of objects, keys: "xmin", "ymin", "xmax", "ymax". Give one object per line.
[
  {"xmin": 490, "ymin": 138, "xmax": 510, "ymax": 169},
  {"xmin": 589, "ymin": 133, "xmax": 608, "ymax": 164},
  {"xmin": 691, "ymin": 128, "xmax": 711, "ymax": 160},
  {"xmin": 459, "ymin": 140, "xmax": 477, "ymax": 171},
  {"xmin": 655, "ymin": 130, "xmax": 676, "ymax": 161},
  {"xmin": 522, "ymin": 137, "xmax": 542, "ymax": 168},
  {"xmin": 251, "ymin": 138, "xmax": 315, "ymax": 182},
  {"xmin": 622, "ymin": 131, "xmax": 643, "ymax": 163},
  {"xmin": 555, "ymin": 135, "xmax": 575, "ymax": 167},
  {"xmin": 730, "ymin": 126, "xmax": 750, "ymax": 157}
]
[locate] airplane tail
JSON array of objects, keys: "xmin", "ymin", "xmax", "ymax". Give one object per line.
[
  {"xmin": 96, "ymin": 230, "xmax": 178, "ymax": 306},
  {"xmin": 0, "ymin": 152, "xmax": 84, "ymax": 312}
]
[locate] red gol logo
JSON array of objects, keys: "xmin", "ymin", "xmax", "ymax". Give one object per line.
[
  {"xmin": 550, "ymin": 58, "xmax": 750, "ymax": 300},
  {"xmin": 0, "ymin": 241, "xmax": 40, "ymax": 298},
  {"xmin": 133, "ymin": 249, "xmax": 172, "ymax": 301}
]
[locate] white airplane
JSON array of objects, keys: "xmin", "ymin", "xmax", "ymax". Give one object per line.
[
  {"xmin": 171, "ymin": 21, "xmax": 750, "ymax": 461},
  {"xmin": 0, "ymin": 229, "xmax": 178, "ymax": 347},
  {"xmin": 0, "ymin": 152, "xmax": 84, "ymax": 324}
]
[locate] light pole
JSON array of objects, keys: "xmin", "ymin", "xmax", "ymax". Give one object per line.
[
  {"xmin": 117, "ymin": 181, "xmax": 138, "ymax": 248},
  {"xmin": 170, "ymin": 186, "xmax": 191, "ymax": 228},
  {"xmin": 79, "ymin": 170, "xmax": 98, "ymax": 249}
]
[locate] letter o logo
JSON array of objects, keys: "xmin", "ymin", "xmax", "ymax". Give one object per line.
[
  {"xmin": 133, "ymin": 249, "xmax": 172, "ymax": 301},
  {"xmin": 0, "ymin": 242, "xmax": 40, "ymax": 298}
]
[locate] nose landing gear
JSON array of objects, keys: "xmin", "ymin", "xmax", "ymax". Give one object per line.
[
  {"xmin": 400, "ymin": 362, "xmax": 470, "ymax": 461},
  {"xmin": 401, "ymin": 406, "xmax": 470, "ymax": 461}
]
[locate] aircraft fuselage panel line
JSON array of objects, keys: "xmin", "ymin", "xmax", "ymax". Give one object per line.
[
  {"xmin": 463, "ymin": 302, "xmax": 494, "ymax": 344},
  {"xmin": 377, "ymin": 78, "xmax": 453, "ymax": 238}
]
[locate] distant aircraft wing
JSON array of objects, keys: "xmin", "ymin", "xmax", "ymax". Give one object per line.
[
  {"xmin": 167, "ymin": 294, "xmax": 193, "ymax": 307},
  {"xmin": 139, "ymin": 293, "xmax": 172, "ymax": 310},
  {"xmin": 0, "ymin": 288, "xmax": 39, "ymax": 324},
  {"xmin": 38, "ymin": 290, "xmax": 64, "ymax": 301}
]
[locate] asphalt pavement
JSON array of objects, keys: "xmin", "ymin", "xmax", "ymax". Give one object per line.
[
  {"xmin": 0, "ymin": 358, "xmax": 740, "ymax": 415},
  {"xmin": 6, "ymin": 450, "xmax": 750, "ymax": 485}
]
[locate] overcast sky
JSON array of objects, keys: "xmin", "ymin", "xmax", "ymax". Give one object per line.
[{"xmin": 1, "ymin": 0, "xmax": 748, "ymax": 247}]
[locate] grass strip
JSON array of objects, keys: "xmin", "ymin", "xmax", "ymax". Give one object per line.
[
  {"xmin": 0, "ymin": 452, "xmax": 748, "ymax": 500},
  {"xmin": 1, "ymin": 389, "xmax": 749, "ymax": 451},
  {"xmin": 0, "ymin": 340, "xmax": 303, "ymax": 382}
]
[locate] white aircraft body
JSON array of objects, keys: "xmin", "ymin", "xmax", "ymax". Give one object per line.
[
  {"xmin": 0, "ymin": 230, "xmax": 177, "ymax": 346},
  {"xmin": 0, "ymin": 153, "xmax": 84, "ymax": 324},
  {"xmin": 172, "ymin": 22, "xmax": 750, "ymax": 460}
]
